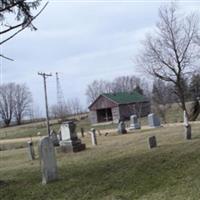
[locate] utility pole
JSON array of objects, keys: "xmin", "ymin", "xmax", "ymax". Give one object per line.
[{"xmin": 38, "ymin": 72, "xmax": 52, "ymax": 137}]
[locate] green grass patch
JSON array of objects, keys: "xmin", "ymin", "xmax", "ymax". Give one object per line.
[{"xmin": 1, "ymin": 124, "xmax": 200, "ymax": 199}]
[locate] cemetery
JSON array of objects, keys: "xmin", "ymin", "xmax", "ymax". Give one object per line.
[
  {"xmin": 1, "ymin": 110, "xmax": 200, "ymax": 199},
  {"xmin": 1, "ymin": 1, "xmax": 200, "ymax": 200}
]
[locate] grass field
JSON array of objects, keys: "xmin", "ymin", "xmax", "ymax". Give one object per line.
[{"xmin": 1, "ymin": 123, "xmax": 200, "ymax": 200}]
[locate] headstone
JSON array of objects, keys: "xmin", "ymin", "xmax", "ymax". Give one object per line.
[
  {"xmin": 183, "ymin": 110, "xmax": 189, "ymax": 126},
  {"xmin": 129, "ymin": 115, "xmax": 141, "ymax": 130},
  {"xmin": 27, "ymin": 140, "xmax": 35, "ymax": 160},
  {"xmin": 148, "ymin": 136, "xmax": 157, "ymax": 149},
  {"xmin": 59, "ymin": 121, "xmax": 86, "ymax": 153},
  {"xmin": 39, "ymin": 136, "xmax": 58, "ymax": 184},
  {"xmin": 148, "ymin": 113, "xmax": 160, "ymax": 127},
  {"xmin": 80, "ymin": 128, "xmax": 84, "ymax": 137},
  {"xmin": 183, "ymin": 111, "xmax": 192, "ymax": 140},
  {"xmin": 117, "ymin": 121, "xmax": 127, "ymax": 134},
  {"xmin": 91, "ymin": 128, "xmax": 97, "ymax": 146},
  {"xmin": 50, "ymin": 130, "xmax": 59, "ymax": 146}
]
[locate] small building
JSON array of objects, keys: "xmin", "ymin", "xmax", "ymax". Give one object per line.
[{"xmin": 88, "ymin": 91, "xmax": 150, "ymax": 124}]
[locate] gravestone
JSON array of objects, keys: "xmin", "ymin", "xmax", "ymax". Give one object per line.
[
  {"xmin": 148, "ymin": 136, "xmax": 157, "ymax": 149},
  {"xmin": 80, "ymin": 127, "xmax": 84, "ymax": 137},
  {"xmin": 39, "ymin": 136, "xmax": 58, "ymax": 184},
  {"xmin": 27, "ymin": 140, "xmax": 35, "ymax": 160},
  {"xmin": 129, "ymin": 115, "xmax": 141, "ymax": 130},
  {"xmin": 91, "ymin": 128, "xmax": 97, "ymax": 146},
  {"xmin": 50, "ymin": 130, "xmax": 59, "ymax": 146},
  {"xmin": 148, "ymin": 113, "xmax": 160, "ymax": 127},
  {"xmin": 59, "ymin": 121, "xmax": 86, "ymax": 153},
  {"xmin": 117, "ymin": 121, "xmax": 127, "ymax": 134},
  {"xmin": 183, "ymin": 110, "xmax": 192, "ymax": 140}
]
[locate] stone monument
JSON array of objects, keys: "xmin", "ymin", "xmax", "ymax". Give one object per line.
[
  {"xmin": 59, "ymin": 121, "xmax": 86, "ymax": 152},
  {"xmin": 148, "ymin": 113, "xmax": 160, "ymax": 127},
  {"xmin": 27, "ymin": 140, "xmax": 35, "ymax": 160},
  {"xmin": 183, "ymin": 110, "xmax": 192, "ymax": 140},
  {"xmin": 118, "ymin": 121, "xmax": 127, "ymax": 134},
  {"xmin": 50, "ymin": 130, "xmax": 59, "ymax": 146},
  {"xmin": 129, "ymin": 115, "xmax": 141, "ymax": 130},
  {"xmin": 148, "ymin": 136, "xmax": 157, "ymax": 149},
  {"xmin": 39, "ymin": 136, "xmax": 58, "ymax": 184},
  {"xmin": 90, "ymin": 128, "xmax": 97, "ymax": 146}
]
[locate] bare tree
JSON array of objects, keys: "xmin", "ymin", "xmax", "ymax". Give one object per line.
[
  {"xmin": 86, "ymin": 80, "xmax": 112, "ymax": 104},
  {"xmin": 86, "ymin": 75, "xmax": 149, "ymax": 104},
  {"xmin": 50, "ymin": 103, "xmax": 69, "ymax": 119},
  {"xmin": 13, "ymin": 84, "xmax": 32, "ymax": 125},
  {"xmin": 67, "ymin": 98, "xmax": 84, "ymax": 116},
  {"xmin": 0, "ymin": 0, "xmax": 48, "ymax": 60},
  {"xmin": 0, "ymin": 83, "xmax": 16, "ymax": 126},
  {"xmin": 137, "ymin": 3, "xmax": 200, "ymax": 118},
  {"xmin": 112, "ymin": 75, "xmax": 141, "ymax": 93}
]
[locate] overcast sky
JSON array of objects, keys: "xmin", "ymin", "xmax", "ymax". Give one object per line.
[{"xmin": 1, "ymin": 0, "xmax": 200, "ymax": 114}]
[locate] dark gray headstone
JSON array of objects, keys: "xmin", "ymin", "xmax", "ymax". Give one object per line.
[
  {"xmin": 27, "ymin": 141, "xmax": 35, "ymax": 160},
  {"xmin": 39, "ymin": 136, "xmax": 58, "ymax": 184},
  {"xmin": 117, "ymin": 121, "xmax": 127, "ymax": 134},
  {"xmin": 148, "ymin": 136, "xmax": 157, "ymax": 149},
  {"xmin": 50, "ymin": 130, "xmax": 59, "ymax": 146},
  {"xmin": 80, "ymin": 128, "xmax": 84, "ymax": 137},
  {"xmin": 148, "ymin": 113, "xmax": 160, "ymax": 127}
]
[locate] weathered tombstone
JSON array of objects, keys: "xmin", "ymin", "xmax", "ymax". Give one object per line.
[
  {"xmin": 183, "ymin": 110, "xmax": 192, "ymax": 140},
  {"xmin": 80, "ymin": 127, "xmax": 84, "ymax": 137},
  {"xmin": 27, "ymin": 140, "xmax": 35, "ymax": 160},
  {"xmin": 129, "ymin": 115, "xmax": 141, "ymax": 130},
  {"xmin": 148, "ymin": 136, "xmax": 157, "ymax": 149},
  {"xmin": 148, "ymin": 113, "xmax": 160, "ymax": 128},
  {"xmin": 59, "ymin": 121, "xmax": 86, "ymax": 153},
  {"xmin": 50, "ymin": 130, "xmax": 59, "ymax": 146},
  {"xmin": 90, "ymin": 128, "xmax": 97, "ymax": 146},
  {"xmin": 39, "ymin": 136, "xmax": 58, "ymax": 184},
  {"xmin": 117, "ymin": 121, "xmax": 127, "ymax": 134}
]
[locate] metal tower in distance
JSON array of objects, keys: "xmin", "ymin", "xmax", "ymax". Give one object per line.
[{"xmin": 56, "ymin": 72, "xmax": 65, "ymax": 107}]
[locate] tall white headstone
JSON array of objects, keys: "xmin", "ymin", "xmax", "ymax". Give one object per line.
[
  {"xmin": 91, "ymin": 128, "xmax": 97, "ymax": 146},
  {"xmin": 59, "ymin": 121, "xmax": 86, "ymax": 152},
  {"xmin": 39, "ymin": 136, "xmax": 58, "ymax": 184},
  {"xmin": 183, "ymin": 110, "xmax": 192, "ymax": 140},
  {"xmin": 183, "ymin": 110, "xmax": 189, "ymax": 126}
]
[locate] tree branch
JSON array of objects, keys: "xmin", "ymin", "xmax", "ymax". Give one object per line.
[{"xmin": 0, "ymin": 1, "xmax": 48, "ymax": 46}]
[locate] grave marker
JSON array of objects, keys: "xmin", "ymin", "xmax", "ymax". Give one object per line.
[
  {"xmin": 148, "ymin": 136, "xmax": 157, "ymax": 149},
  {"xmin": 39, "ymin": 136, "xmax": 58, "ymax": 184},
  {"xmin": 148, "ymin": 113, "xmax": 160, "ymax": 127},
  {"xmin": 129, "ymin": 115, "xmax": 141, "ymax": 130},
  {"xmin": 91, "ymin": 128, "xmax": 97, "ymax": 146},
  {"xmin": 59, "ymin": 121, "xmax": 86, "ymax": 152},
  {"xmin": 27, "ymin": 140, "xmax": 35, "ymax": 160}
]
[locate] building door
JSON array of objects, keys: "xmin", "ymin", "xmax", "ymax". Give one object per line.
[{"xmin": 97, "ymin": 108, "xmax": 113, "ymax": 122}]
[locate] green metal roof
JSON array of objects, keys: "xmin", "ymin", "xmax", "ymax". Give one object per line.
[{"xmin": 102, "ymin": 91, "xmax": 148, "ymax": 104}]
